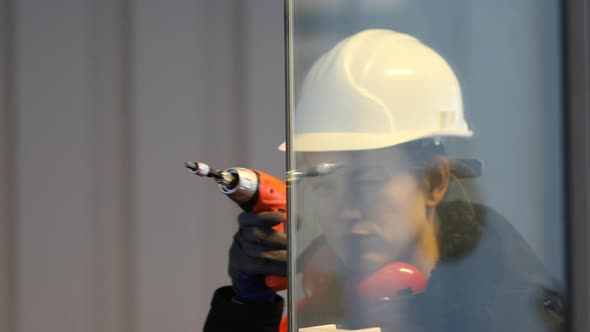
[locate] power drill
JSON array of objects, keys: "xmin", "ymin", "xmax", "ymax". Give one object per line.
[{"xmin": 185, "ymin": 161, "xmax": 287, "ymax": 291}]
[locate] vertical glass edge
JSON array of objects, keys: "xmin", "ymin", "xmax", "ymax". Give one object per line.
[
  {"xmin": 563, "ymin": 0, "xmax": 590, "ymax": 331},
  {"xmin": 284, "ymin": 0, "xmax": 296, "ymax": 330}
]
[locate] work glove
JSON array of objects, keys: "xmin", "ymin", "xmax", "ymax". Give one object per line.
[{"xmin": 229, "ymin": 211, "xmax": 287, "ymax": 303}]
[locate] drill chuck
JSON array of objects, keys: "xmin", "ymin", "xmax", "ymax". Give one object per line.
[
  {"xmin": 185, "ymin": 161, "xmax": 259, "ymax": 207},
  {"xmin": 220, "ymin": 168, "xmax": 259, "ymax": 206}
]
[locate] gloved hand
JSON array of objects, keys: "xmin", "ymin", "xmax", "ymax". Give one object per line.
[{"xmin": 229, "ymin": 211, "xmax": 287, "ymax": 303}]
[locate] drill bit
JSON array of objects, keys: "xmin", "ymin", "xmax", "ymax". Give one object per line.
[
  {"xmin": 185, "ymin": 161, "xmax": 219, "ymax": 178},
  {"xmin": 185, "ymin": 161, "xmax": 236, "ymax": 188}
]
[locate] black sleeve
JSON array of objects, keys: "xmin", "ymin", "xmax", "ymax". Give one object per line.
[{"xmin": 203, "ymin": 286, "xmax": 284, "ymax": 332}]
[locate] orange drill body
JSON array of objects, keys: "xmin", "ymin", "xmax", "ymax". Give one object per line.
[
  {"xmin": 250, "ymin": 169, "xmax": 287, "ymax": 233},
  {"xmin": 249, "ymin": 170, "xmax": 287, "ymax": 290}
]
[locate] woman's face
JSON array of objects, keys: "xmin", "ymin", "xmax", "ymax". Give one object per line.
[{"xmin": 299, "ymin": 148, "xmax": 430, "ymax": 275}]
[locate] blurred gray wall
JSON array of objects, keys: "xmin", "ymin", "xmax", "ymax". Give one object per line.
[{"xmin": 0, "ymin": 1, "xmax": 285, "ymax": 332}]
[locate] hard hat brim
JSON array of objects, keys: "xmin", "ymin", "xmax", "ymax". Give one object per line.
[
  {"xmin": 278, "ymin": 129, "xmax": 473, "ymax": 152},
  {"xmin": 278, "ymin": 130, "xmax": 482, "ymax": 178}
]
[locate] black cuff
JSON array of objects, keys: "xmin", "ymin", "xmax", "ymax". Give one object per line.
[{"xmin": 203, "ymin": 286, "xmax": 284, "ymax": 332}]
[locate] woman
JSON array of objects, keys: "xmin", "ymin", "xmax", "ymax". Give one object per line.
[{"xmin": 203, "ymin": 29, "xmax": 563, "ymax": 332}]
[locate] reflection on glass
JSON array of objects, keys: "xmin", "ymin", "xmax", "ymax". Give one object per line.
[{"xmin": 290, "ymin": 28, "xmax": 564, "ymax": 332}]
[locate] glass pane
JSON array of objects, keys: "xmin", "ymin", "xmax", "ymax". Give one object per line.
[{"xmin": 287, "ymin": 1, "xmax": 565, "ymax": 331}]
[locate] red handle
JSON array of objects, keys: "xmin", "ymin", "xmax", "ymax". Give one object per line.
[{"xmin": 251, "ymin": 170, "xmax": 288, "ymax": 291}]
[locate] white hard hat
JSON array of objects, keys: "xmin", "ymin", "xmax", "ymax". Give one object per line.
[{"xmin": 281, "ymin": 29, "xmax": 473, "ymax": 152}]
